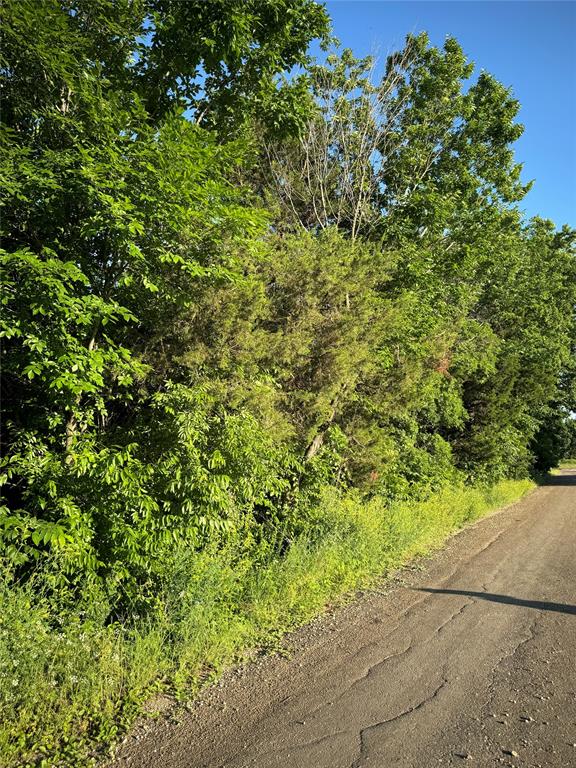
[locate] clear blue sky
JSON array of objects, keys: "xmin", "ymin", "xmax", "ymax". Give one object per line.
[{"xmin": 316, "ymin": 1, "xmax": 576, "ymax": 227}]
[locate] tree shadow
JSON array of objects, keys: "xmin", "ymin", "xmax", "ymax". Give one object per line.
[
  {"xmin": 414, "ymin": 588, "xmax": 576, "ymax": 615},
  {"xmin": 541, "ymin": 471, "xmax": 576, "ymax": 486}
]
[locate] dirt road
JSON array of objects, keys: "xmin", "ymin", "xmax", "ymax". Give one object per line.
[{"xmin": 112, "ymin": 471, "xmax": 576, "ymax": 768}]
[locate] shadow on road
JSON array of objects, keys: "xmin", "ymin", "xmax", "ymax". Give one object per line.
[
  {"xmin": 542, "ymin": 471, "xmax": 576, "ymax": 486},
  {"xmin": 414, "ymin": 588, "xmax": 576, "ymax": 615}
]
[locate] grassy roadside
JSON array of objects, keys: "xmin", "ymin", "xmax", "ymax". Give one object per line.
[
  {"xmin": 0, "ymin": 478, "xmax": 534, "ymax": 768},
  {"xmin": 557, "ymin": 458, "xmax": 576, "ymax": 470}
]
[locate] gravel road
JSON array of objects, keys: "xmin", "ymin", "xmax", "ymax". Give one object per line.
[{"xmin": 112, "ymin": 470, "xmax": 576, "ymax": 768}]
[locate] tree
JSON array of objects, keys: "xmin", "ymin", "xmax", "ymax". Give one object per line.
[
  {"xmin": 1, "ymin": 0, "xmax": 330, "ymax": 135},
  {"xmin": 0, "ymin": 0, "xmax": 328, "ymax": 601}
]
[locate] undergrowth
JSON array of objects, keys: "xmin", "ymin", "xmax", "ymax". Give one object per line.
[{"xmin": 0, "ymin": 478, "xmax": 534, "ymax": 768}]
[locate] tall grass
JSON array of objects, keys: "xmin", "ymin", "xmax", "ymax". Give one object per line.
[{"xmin": 0, "ymin": 478, "xmax": 534, "ymax": 767}]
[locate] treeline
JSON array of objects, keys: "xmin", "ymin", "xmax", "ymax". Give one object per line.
[
  {"xmin": 1, "ymin": 0, "xmax": 575, "ymax": 644},
  {"xmin": 2, "ymin": 0, "xmax": 575, "ymax": 613}
]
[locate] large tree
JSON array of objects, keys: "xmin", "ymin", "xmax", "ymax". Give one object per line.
[{"xmin": 0, "ymin": 0, "xmax": 328, "ymax": 596}]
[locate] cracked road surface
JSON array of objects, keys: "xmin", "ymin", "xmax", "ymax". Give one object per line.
[{"xmin": 112, "ymin": 471, "xmax": 576, "ymax": 768}]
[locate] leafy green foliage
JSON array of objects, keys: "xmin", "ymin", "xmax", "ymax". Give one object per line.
[{"xmin": 0, "ymin": 3, "xmax": 574, "ymax": 764}]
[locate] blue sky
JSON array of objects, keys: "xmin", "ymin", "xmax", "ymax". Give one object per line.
[{"xmin": 315, "ymin": 1, "xmax": 575, "ymax": 227}]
